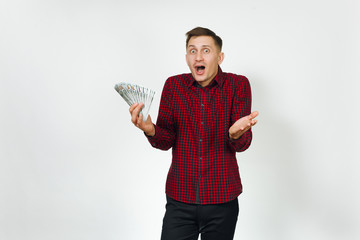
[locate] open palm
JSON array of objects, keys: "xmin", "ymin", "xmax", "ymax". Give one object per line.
[{"xmin": 229, "ymin": 111, "xmax": 259, "ymax": 140}]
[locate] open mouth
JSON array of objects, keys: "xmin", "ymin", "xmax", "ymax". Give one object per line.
[{"xmin": 196, "ymin": 65, "xmax": 205, "ymax": 74}]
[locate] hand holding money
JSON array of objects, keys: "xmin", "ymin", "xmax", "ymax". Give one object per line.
[{"xmin": 129, "ymin": 102, "xmax": 155, "ymax": 136}]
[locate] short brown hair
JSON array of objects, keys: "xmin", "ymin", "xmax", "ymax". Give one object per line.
[{"xmin": 186, "ymin": 27, "xmax": 223, "ymax": 51}]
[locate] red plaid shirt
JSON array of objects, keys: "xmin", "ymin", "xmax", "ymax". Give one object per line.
[{"xmin": 146, "ymin": 67, "xmax": 253, "ymax": 204}]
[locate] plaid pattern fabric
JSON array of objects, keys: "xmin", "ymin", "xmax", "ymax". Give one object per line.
[{"xmin": 146, "ymin": 67, "xmax": 253, "ymax": 204}]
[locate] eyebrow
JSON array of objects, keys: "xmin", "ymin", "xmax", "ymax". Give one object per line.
[{"xmin": 187, "ymin": 45, "xmax": 212, "ymax": 48}]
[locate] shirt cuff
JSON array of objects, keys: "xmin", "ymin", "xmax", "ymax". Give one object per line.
[
  {"xmin": 144, "ymin": 124, "xmax": 160, "ymax": 147},
  {"xmin": 228, "ymin": 130, "xmax": 252, "ymax": 152}
]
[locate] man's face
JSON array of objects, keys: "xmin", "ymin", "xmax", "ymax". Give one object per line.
[{"xmin": 186, "ymin": 36, "xmax": 224, "ymax": 87}]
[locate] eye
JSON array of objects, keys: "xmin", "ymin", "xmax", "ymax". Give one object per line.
[
  {"xmin": 204, "ymin": 49, "xmax": 210, "ymax": 53},
  {"xmin": 190, "ymin": 49, "xmax": 196, "ymax": 54}
]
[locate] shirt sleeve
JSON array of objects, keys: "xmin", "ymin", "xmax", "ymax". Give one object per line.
[
  {"xmin": 228, "ymin": 76, "xmax": 253, "ymax": 152},
  {"xmin": 145, "ymin": 78, "xmax": 176, "ymax": 150}
]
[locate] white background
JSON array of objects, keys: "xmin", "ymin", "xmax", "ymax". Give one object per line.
[{"xmin": 0, "ymin": 0, "xmax": 359, "ymax": 239}]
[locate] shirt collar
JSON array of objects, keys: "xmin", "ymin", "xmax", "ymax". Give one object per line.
[{"xmin": 187, "ymin": 66, "xmax": 225, "ymax": 88}]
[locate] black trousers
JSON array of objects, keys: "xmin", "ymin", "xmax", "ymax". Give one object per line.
[{"xmin": 161, "ymin": 196, "xmax": 239, "ymax": 240}]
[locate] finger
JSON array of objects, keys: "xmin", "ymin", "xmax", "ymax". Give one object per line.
[
  {"xmin": 129, "ymin": 103, "xmax": 139, "ymax": 113},
  {"xmin": 134, "ymin": 103, "xmax": 143, "ymax": 116},
  {"xmin": 137, "ymin": 113, "xmax": 144, "ymax": 127},
  {"xmin": 131, "ymin": 105, "xmax": 142, "ymax": 123},
  {"xmin": 249, "ymin": 111, "xmax": 259, "ymax": 119},
  {"xmin": 251, "ymin": 119, "xmax": 258, "ymax": 126},
  {"xmin": 131, "ymin": 112, "xmax": 138, "ymax": 124}
]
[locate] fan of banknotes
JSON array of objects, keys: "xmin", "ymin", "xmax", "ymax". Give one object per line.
[{"xmin": 114, "ymin": 82, "xmax": 155, "ymax": 121}]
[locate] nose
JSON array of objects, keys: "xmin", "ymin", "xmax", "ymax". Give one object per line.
[{"xmin": 195, "ymin": 52, "xmax": 203, "ymax": 61}]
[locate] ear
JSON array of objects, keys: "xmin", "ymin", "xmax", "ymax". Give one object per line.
[{"xmin": 218, "ymin": 52, "xmax": 225, "ymax": 65}]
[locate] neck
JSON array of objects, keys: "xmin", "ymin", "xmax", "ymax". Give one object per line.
[{"xmin": 197, "ymin": 79, "xmax": 212, "ymax": 87}]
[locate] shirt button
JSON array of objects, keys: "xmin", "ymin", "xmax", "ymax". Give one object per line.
[
  {"xmin": 200, "ymin": 157, "xmax": 202, "ymax": 160},
  {"xmin": 200, "ymin": 139, "xmax": 203, "ymax": 142},
  {"xmin": 201, "ymin": 104, "xmax": 204, "ymax": 107},
  {"xmin": 201, "ymin": 122, "xmax": 204, "ymax": 125}
]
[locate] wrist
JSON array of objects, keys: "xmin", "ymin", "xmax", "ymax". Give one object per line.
[
  {"xmin": 229, "ymin": 129, "xmax": 242, "ymax": 140},
  {"xmin": 229, "ymin": 129, "xmax": 237, "ymax": 140},
  {"xmin": 229, "ymin": 133, "xmax": 239, "ymax": 140},
  {"xmin": 145, "ymin": 125, "xmax": 155, "ymax": 137}
]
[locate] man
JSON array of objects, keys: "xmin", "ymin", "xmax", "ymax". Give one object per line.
[{"xmin": 129, "ymin": 27, "xmax": 258, "ymax": 240}]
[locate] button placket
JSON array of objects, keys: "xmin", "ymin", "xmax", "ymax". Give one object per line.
[{"xmin": 199, "ymin": 90, "xmax": 205, "ymax": 182}]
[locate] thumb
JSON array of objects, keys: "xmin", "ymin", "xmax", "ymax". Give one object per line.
[{"xmin": 146, "ymin": 114, "xmax": 153, "ymax": 124}]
